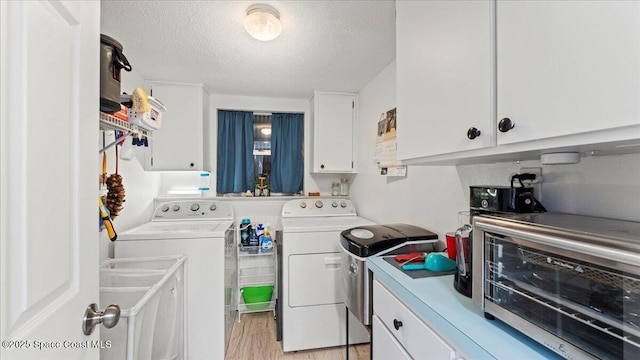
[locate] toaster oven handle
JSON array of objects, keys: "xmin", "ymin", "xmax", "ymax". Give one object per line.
[{"xmin": 474, "ymin": 219, "xmax": 640, "ymax": 268}]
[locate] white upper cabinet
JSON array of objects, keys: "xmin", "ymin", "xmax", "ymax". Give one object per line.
[
  {"xmin": 396, "ymin": 0, "xmax": 640, "ymax": 165},
  {"xmin": 496, "ymin": 1, "xmax": 640, "ymax": 145},
  {"xmin": 311, "ymin": 91, "xmax": 357, "ymax": 173},
  {"xmin": 396, "ymin": 0, "xmax": 494, "ymax": 161},
  {"xmin": 144, "ymin": 81, "xmax": 207, "ymax": 171}
]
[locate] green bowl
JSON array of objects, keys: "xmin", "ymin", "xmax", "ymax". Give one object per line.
[{"xmin": 241, "ymin": 285, "xmax": 274, "ymax": 310}]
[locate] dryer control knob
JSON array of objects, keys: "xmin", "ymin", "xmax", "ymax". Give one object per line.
[
  {"xmin": 332, "ymin": 201, "xmax": 338, "ymax": 208},
  {"xmin": 161, "ymin": 205, "xmax": 170, "ymax": 212},
  {"xmin": 209, "ymin": 204, "xmax": 217, "ymax": 211},
  {"xmin": 340, "ymin": 202, "xmax": 347, "ymax": 208},
  {"xmin": 300, "ymin": 202, "xmax": 307, "ymax": 208},
  {"xmin": 172, "ymin": 205, "xmax": 180, "ymax": 211},
  {"xmin": 315, "ymin": 201, "xmax": 324, "ymax": 208},
  {"xmin": 190, "ymin": 203, "xmax": 200, "ymax": 212}
]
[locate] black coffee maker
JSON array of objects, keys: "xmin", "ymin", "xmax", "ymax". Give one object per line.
[{"xmin": 454, "ymin": 181, "xmax": 542, "ymax": 298}]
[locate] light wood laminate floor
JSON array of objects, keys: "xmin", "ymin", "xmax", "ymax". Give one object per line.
[{"xmin": 225, "ymin": 312, "xmax": 370, "ymax": 360}]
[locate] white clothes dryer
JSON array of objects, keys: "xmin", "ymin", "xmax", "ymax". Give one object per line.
[
  {"xmin": 280, "ymin": 198, "xmax": 372, "ymax": 352},
  {"xmin": 115, "ymin": 200, "xmax": 236, "ymax": 360}
]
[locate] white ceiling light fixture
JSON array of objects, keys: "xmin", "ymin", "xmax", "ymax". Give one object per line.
[
  {"xmin": 261, "ymin": 127, "xmax": 272, "ymax": 135},
  {"xmin": 244, "ymin": 4, "xmax": 282, "ymax": 41}
]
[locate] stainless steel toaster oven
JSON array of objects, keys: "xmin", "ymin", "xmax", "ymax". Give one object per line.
[{"xmin": 472, "ymin": 213, "xmax": 640, "ymax": 359}]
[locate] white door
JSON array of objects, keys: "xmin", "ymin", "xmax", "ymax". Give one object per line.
[
  {"xmin": 371, "ymin": 315, "xmax": 411, "ymax": 360},
  {"xmin": 496, "ymin": 0, "xmax": 640, "ymax": 145},
  {"xmin": 313, "ymin": 92, "xmax": 356, "ymax": 173},
  {"xmin": 144, "ymin": 81, "xmax": 203, "ymax": 171},
  {"xmin": 1, "ymin": 1, "xmax": 101, "ymax": 360},
  {"xmin": 396, "ymin": 0, "xmax": 494, "ymax": 160}
]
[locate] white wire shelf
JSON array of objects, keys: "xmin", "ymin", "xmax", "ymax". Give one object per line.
[{"xmin": 99, "ymin": 112, "xmax": 153, "ymax": 153}]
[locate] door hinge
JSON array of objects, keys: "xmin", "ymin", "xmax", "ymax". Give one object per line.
[
  {"xmin": 352, "ymin": 101, "xmax": 354, "ymax": 109},
  {"xmin": 351, "ymin": 161, "xmax": 354, "ymax": 168},
  {"xmin": 151, "ymin": 157, "xmax": 153, "ymax": 167}
]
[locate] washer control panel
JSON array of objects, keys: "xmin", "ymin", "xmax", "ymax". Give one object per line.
[
  {"xmin": 283, "ymin": 198, "xmax": 356, "ymax": 217},
  {"xmin": 152, "ymin": 200, "xmax": 233, "ymax": 220}
]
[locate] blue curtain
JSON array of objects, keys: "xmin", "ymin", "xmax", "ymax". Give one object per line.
[
  {"xmin": 271, "ymin": 113, "xmax": 304, "ymax": 194},
  {"xmin": 217, "ymin": 110, "xmax": 254, "ymax": 193}
]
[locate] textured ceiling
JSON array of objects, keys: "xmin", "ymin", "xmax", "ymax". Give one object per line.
[{"xmin": 101, "ymin": 0, "xmax": 396, "ymax": 99}]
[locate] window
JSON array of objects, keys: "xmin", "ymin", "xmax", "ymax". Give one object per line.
[
  {"xmin": 217, "ymin": 110, "xmax": 304, "ymax": 195},
  {"xmin": 253, "ymin": 114, "xmax": 272, "ymax": 195}
]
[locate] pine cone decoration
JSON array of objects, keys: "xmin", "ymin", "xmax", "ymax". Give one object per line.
[{"xmin": 105, "ymin": 173, "xmax": 125, "ymax": 219}]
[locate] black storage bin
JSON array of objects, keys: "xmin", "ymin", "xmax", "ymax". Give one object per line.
[{"xmin": 100, "ymin": 34, "xmax": 131, "ymax": 112}]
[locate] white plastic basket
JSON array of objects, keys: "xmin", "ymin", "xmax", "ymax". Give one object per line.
[
  {"xmin": 100, "ymin": 255, "xmax": 186, "ymax": 360},
  {"xmin": 120, "ymin": 94, "xmax": 166, "ymax": 130}
]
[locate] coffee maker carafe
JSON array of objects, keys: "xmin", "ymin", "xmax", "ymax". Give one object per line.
[
  {"xmin": 453, "ymin": 212, "xmax": 472, "ymax": 297},
  {"xmin": 454, "ymin": 185, "xmax": 539, "ymax": 298}
]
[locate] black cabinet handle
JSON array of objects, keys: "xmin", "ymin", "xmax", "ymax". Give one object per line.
[
  {"xmin": 189, "ymin": 162, "xmax": 195, "ymax": 167},
  {"xmin": 498, "ymin": 118, "xmax": 515, "ymax": 133},
  {"xmin": 467, "ymin": 127, "xmax": 481, "ymax": 140},
  {"xmin": 393, "ymin": 319, "xmax": 403, "ymax": 330},
  {"xmin": 320, "ymin": 164, "xmax": 325, "ymax": 169}
]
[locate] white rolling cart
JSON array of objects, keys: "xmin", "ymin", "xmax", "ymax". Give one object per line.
[{"xmin": 236, "ymin": 217, "xmax": 279, "ymax": 321}]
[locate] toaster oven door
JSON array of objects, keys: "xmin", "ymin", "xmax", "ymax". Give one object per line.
[{"xmin": 482, "ymin": 233, "xmax": 640, "ymax": 359}]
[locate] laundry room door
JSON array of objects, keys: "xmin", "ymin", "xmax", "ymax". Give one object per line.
[{"xmin": 1, "ymin": 1, "xmax": 101, "ymax": 359}]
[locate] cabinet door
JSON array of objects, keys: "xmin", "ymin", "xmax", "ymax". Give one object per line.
[
  {"xmin": 373, "ymin": 280, "xmax": 455, "ymax": 359},
  {"xmin": 372, "ymin": 315, "xmax": 412, "ymax": 360},
  {"xmin": 396, "ymin": 0, "xmax": 494, "ymax": 160},
  {"xmin": 497, "ymin": 1, "xmax": 640, "ymax": 145},
  {"xmin": 312, "ymin": 92, "xmax": 356, "ymax": 173},
  {"xmin": 145, "ymin": 82, "xmax": 204, "ymax": 170}
]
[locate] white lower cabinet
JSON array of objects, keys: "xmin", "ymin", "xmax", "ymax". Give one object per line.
[
  {"xmin": 373, "ymin": 279, "xmax": 457, "ymax": 360},
  {"xmin": 372, "ymin": 315, "xmax": 412, "ymax": 360}
]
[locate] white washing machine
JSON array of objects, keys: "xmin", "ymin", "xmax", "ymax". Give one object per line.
[
  {"xmin": 280, "ymin": 198, "xmax": 373, "ymax": 352},
  {"xmin": 115, "ymin": 200, "xmax": 236, "ymax": 360}
]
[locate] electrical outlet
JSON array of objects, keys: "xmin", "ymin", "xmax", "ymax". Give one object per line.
[{"xmin": 518, "ymin": 167, "xmax": 543, "ymax": 184}]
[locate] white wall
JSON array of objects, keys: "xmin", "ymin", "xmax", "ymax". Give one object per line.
[
  {"xmin": 352, "ymin": 60, "xmax": 467, "ymax": 243},
  {"xmin": 99, "ymin": 69, "xmax": 162, "ymax": 261},
  {"xmin": 537, "ymin": 153, "xmax": 640, "ymax": 221},
  {"xmin": 353, "ymin": 60, "xmax": 640, "ymax": 251},
  {"xmin": 107, "ymin": 60, "xmax": 640, "ymax": 261}
]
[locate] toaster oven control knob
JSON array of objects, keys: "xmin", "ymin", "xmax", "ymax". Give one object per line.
[
  {"xmin": 332, "ymin": 201, "xmax": 338, "ymax": 208},
  {"xmin": 467, "ymin": 127, "xmax": 481, "ymax": 140},
  {"xmin": 393, "ymin": 319, "xmax": 403, "ymax": 330},
  {"xmin": 481, "ymin": 199, "xmax": 489, "ymax": 208},
  {"xmin": 161, "ymin": 205, "xmax": 170, "ymax": 212},
  {"xmin": 340, "ymin": 202, "xmax": 347, "ymax": 208},
  {"xmin": 190, "ymin": 203, "xmax": 200, "ymax": 212},
  {"xmin": 209, "ymin": 204, "xmax": 217, "ymax": 211},
  {"xmin": 300, "ymin": 202, "xmax": 307, "ymax": 208},
  {"xmin": 172, "ymin": 204, "xmax": 180, "ymax": 212},
  {"xmin": 315, "ymin": 201, "xmax": 324, "ymax": 208},
  {"xmin": 498, "ymin": 118, "xmax": 515, "ymax": 133}
]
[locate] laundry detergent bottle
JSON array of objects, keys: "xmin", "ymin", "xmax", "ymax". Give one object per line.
[{"xmin": 260, "ymin": 230, "xmax": 273, "ymax": 253}]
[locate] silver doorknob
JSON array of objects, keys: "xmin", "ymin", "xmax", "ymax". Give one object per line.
[{"xmin": 83, "ymin": 303, "xmax": 120, "ymax": 335}]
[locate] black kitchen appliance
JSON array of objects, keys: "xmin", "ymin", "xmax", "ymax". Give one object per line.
[
  {"xmin": 454, "ymin": 184, "xmax": 540, "ymax": 298},
  {"xmin": 473, "ymin": 213, "xmax": 640, "ymax": 359},
  {"xmin": 100, "ymin": 34, "xmax": 131, "ymax": 112},
  {"xmin": 340, "ymin": 223, "xmax": 438, "ymax": 326}
]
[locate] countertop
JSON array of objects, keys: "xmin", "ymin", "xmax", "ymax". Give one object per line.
[{"xmin": 367, "ymin": 256, "xmax": 562, "ymax": 360}]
